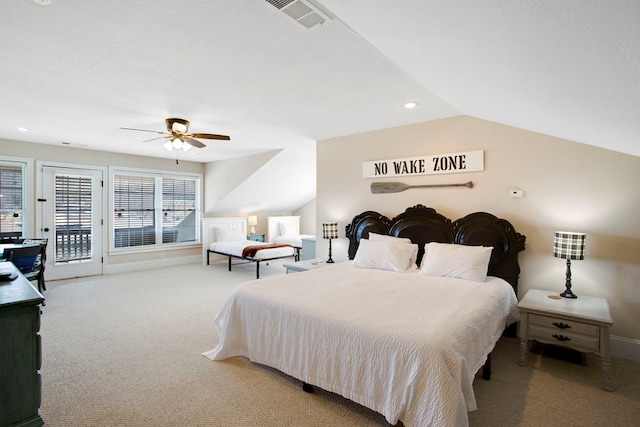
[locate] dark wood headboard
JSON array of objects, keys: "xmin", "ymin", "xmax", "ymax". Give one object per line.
[{"xmin": 345, "ymin": 204, "xmax": 526, "ymax": 291}]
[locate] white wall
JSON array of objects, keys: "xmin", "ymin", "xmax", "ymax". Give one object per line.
[
  {"xmin": 316, "ymin": 116, "xmax": 640, "ymax": 357},
  {"xmin": 293, "ymin": 199, "xmax": 316, "ymax": 235}
]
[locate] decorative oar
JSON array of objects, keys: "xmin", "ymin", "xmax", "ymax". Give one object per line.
[{"xmin": 371, "ymin": 181, "xmax": 473, "ymax": 194}]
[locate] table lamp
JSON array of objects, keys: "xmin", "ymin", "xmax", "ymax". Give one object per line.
[
  {"xmin": 248, "ymin": 215, "xmax": 258, "ymax": 235},
  {"xmin": 553, "ymin": 231, "xmax": 586, "ymax": 298},
  {"xmin": 322, "ymin": 222, "xmax": 338, "ymax": 263}
]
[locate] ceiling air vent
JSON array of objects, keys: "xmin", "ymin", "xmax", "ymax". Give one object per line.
[{"xmin": 264, "ymin": 0, "xmax": 330, "ymax": 30}]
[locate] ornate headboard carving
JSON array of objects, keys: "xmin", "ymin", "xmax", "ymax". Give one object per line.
[{"xmin": 345, "ymin": 204, "xmax": 526, "ymax": 290}]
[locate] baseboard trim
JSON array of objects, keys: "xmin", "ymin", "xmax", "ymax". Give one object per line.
[
  {"xmin": 106, "ymin": 255, "xmax": 202, "ymax": 275},
  {"xmin": 611, "ymin": 335, "xmax": 640, "ymax": 362}
]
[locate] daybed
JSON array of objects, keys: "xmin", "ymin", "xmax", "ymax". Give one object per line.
[
  {"xmin": 202, "ymin": 217, "xmax": 296, "ymax": 279},
  {"xmin": 267, "ymin": 216, "xmax": 315, "ymax": 259},
  {"xmin": 204, "ymin": 205, "xmax": 526, "ymax": 426}
]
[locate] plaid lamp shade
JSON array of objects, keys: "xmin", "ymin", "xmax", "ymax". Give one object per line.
[
  {"xmin": 322, "ymin": 222, "xmax": 339, "ymax": 240},
  {"xmin": 553, "ymin": 231, "xmax": 586, "ymax": 260}
]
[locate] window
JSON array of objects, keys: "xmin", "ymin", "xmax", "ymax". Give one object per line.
[
  {"xmin": 111, "ymin": 169, "xmax": 201, "ymax": 250},
  {"xmin": 55, "ymin": 174, "xmax": 93, "ymax": 261},
  {"xmin": 0, "ymin": 160, "xmax": 29, "ymax": 239}
]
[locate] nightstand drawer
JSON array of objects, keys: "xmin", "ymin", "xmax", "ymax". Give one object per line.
[
  {"xmin": 529, "ymin": 313, "xmax": 599, "ymax": 337},
  {"xmin": 528, "ymin": 324, "xmax": 599, "ymax": 351}
]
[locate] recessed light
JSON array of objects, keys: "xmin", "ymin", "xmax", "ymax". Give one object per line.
[
  {"xmin": 16, "ymin": 127, "xmax": 30, "ymax": 132},
  {"xmin": 31, "ymin": 0, "xmax": 52, "ymax": 5},
  {"xmin": 404, "ymin": 101, "xmax": 420, "ymax": 109}
]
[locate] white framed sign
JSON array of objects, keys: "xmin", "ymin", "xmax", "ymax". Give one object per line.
[{"xmin": 362, "ymin": 150, "xmax": 484, "ymax": 179}]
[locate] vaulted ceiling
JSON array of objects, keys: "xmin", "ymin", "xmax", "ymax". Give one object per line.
[{"xmin": 2, "ymin": 1, "xmax": 638, "ymax": 211}]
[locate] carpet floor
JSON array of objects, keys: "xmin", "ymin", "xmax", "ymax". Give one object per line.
[{"xmin": 39, "ymin": 261, "xmax": 640, "ymax": 426}]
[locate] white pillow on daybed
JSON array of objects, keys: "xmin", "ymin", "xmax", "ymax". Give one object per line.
[
  {"xmin": 353, "ymin": 238, "xmax": 418, "ymax": 273},
  {"xmin": 278, "ymin": 222, "xmax": 297, "ymax": 236},
  {"xmin": 215, "ymin": 227, "xmax": 245, "ymax": 242},
  {"xmin": 419, "ymin": 242, "xmax": 493, "ymax": 282}
]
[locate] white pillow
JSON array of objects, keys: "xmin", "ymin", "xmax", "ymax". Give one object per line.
[
  {"xmin": 419, "ymin": 242, "xmax": 493, "ymax": 282},
  {"xmin": 353, "ymin": 239, "xmax": 419, "ymax": 272},
  {"xmin": 368, "ymin": 233, "xmax": 418, "ymax": 267},
  {"xmin": 278, "ymin": 222, "xmax": 297, "ymax": 236},
  {"xmin": 215, "ymin": 227, "xmax": 245, "ymax": 242}
]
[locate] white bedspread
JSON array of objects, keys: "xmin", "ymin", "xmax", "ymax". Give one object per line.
[
  {"xmin": 273, "ymin": 234, "xmax": 315, "ymax": 247},
  {"xmin": 209, "ymin": 240, "xmax": 295, "ymax": 260},
  {"xmin": 203, "ymin": 262, "xmax": 519, "ymax": 427}
]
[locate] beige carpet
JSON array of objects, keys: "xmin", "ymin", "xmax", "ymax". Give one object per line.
[{"xmin": 40, "ymin": 261, "xmax": 640, "ymax": 426}]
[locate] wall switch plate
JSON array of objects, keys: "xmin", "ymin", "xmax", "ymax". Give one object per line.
[{"xmin": 510, "ymin": 189, "xmax": 523, "ymax": 198}]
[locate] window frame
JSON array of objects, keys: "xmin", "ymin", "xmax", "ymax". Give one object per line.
[
  {"xmin": 109, "ymin": 166, "xmax": 202, "ymax": 253},
  {"xmin": 0, "ymin": 156, "xmax": 34, "ymax": 239}
]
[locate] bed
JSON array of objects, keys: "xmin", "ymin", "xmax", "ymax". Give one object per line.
[
  {"xmin": 202, "ymin": 217, "xmax": 296, "ymax": 279},
  {"xmin": 204, "ymin": 205, "xmax": 526, "ymax": 426},
  {"xmin": 267, "ymin": 216, "xmax": 315, "ymax": 259}
]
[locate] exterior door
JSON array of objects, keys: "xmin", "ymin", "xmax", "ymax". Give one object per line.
[{"xmin": 39, "ymin": 166, "xmax": 104, "ymax": 280}]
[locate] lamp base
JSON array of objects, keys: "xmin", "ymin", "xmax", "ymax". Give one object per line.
[
  {"xmin": 560, "ymin": 259, "xmax": 577, "ymax": 298},
  {"xmin": 560, "ymin": 289, "xmax": 578, "ymax": 299}
]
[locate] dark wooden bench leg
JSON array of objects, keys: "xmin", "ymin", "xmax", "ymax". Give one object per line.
[
  {"xmin": 256, "ymin": 262, "xmax": 260, "ymax": 279},
  {"xmin": 228, "ymin": 256, "xmax": 232, "ymax": 271}
]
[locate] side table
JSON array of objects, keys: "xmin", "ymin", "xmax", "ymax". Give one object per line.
[{"xmin": 517, "ymin": 288, "xmax": 615, "ymax": 391}]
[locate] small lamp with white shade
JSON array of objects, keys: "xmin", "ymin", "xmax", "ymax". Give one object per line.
[{"xmin": 248, "ymin": 215, "xmax": 258, "ymax": 235}]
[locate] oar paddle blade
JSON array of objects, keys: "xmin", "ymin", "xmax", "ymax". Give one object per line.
[{"xmin": 370, "ymin": 182, "xmax": 410, "ymax": 194}]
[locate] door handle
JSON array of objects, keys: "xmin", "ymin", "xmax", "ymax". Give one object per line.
[{"xmin": 43, "ymin": 227, "xmax": 50, "ymax": 232}]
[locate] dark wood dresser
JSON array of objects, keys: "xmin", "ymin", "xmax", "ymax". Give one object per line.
[{"xmin": 0, "ymin": 262, "xmax": 45, "ymax": 427}]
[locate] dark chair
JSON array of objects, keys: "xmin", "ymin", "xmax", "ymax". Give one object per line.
[
  {"xmin": 4, "ymin": 242, "xmax": 47, "ymax": 294},
  {"xmin": 22, "ymin": 238, "xmax": 48, "ymax": 292}
]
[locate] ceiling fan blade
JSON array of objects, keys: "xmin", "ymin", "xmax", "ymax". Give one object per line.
[
  {"xmin": 190, "ymin": 132, "xmax": 231, "ymax": 141},
  {"xmin": 120, "ymin": 127, "xmax": 168, "ymax": 135},
  {"xmin": 141, "ymin": 136, "xmax": 170, "ymax": 143},
  {"xmin": 184, "ymin": 137, "xmax": 206, "ymax": 148}
]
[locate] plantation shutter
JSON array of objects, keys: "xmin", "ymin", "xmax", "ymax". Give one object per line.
[
  {"xmin": 0, "ymin": 164, "xmax": 23, "ymax": 236},
  {"xmin": 113, "ymin": 174, "xmax": 155, "ymax": 247},
  {"xmin": 162, "ymin": 177, "xmax": 197, "ymax": 243},
  {"xmin": 55, "ymin": 174, "xmax": 93, "ymax": 262}
]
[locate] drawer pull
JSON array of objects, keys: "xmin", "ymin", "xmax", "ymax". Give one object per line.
[
  {"xmin": 552, "ymin": 334, "xmax": 572, "ymax": 342},
  {"xmin": 552, "ymin": 322, "xmax": 571, "ymax": 329}
]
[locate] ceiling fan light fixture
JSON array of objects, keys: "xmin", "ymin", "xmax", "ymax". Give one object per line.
[
  {"xmin": 166, "ymin": 118, "xmax": 190, "ymax": 135},
  {"xmin": 163, "ymin": 140, "xmax": 174, "ymax": 151},
  {"xmin": 182, "ymin": 141, "xmax": 193, "ymax": 152},
  {"xmin": 171, "ymin": 137, "xmax": 183, "ymax": 149}
]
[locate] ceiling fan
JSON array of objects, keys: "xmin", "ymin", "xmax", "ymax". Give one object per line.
[{"xmin": 120, "ymin": 118, "xmax": 230, "ymax": 153}]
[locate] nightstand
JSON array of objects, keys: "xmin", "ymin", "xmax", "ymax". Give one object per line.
[
  {"xmin": 517, "ymin": 289, "xmax": 614, "ymax": 391},
  {"xmin": 283, "ymin": 259, "xmax": 334, "ymax": 273},
  {"xmin": 247, "ymin": 234, "xmax": 265, "ymax": 242}
]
